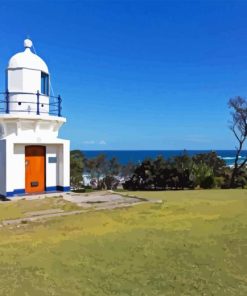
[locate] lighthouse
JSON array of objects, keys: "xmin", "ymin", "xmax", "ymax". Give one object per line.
[{"xmin": 0, "ymin": 39, "xmax": 70, "ymax": 197}]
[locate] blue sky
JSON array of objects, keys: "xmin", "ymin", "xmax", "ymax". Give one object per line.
[{"xmin": 0, "ymin": 0, "xmax": 247, "ymax": 150}]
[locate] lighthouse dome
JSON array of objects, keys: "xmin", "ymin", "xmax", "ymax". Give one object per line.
[{"xmin": 7, "ymin": 39, "xmax": 49, "ymax": 73}]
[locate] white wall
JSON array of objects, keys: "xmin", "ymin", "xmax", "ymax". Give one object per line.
[
  {"xmin": 13, "ymin": 144, "xmax": 25, "ymax": 190},
  {"xmin": 6, "ymin": 140, "xmax": 14, "ymax": 194},
  {"xmin": 64, "ymin": 141, "xmax": 70, "ymax": 187},
  {"xmin": 0, "ymin": 137, "xmax": 70, "ymax": 196},
  {"xmin": 0, "ymin": 140, "xmax": 6, "ymax": 195},
  {"xmin": 0, "ymin": 116, "xmax": 65, "ymax": 140},
  {"xmin": 46, "ymin": 145, "xmax": 58, "ymax": 188},
  {"xmin": 57, "ymin": 140, "xmax": 70, "ymax": 187},
  {"xmin": 5, "ymin": 143, "xmax": 25, "ymax": 194},
  {"xmin": 7, "ymin": 68, "xmax": 49, "ymax": 114},
  {"xmin": 46, "ymin": 141, "xmax": 70, "ymax": 189},
  {"xmin": 7, "ymin": 69, "xmax": 23, "ymax": 91},
  {"xmin": 23, "ymin": 68, "xmax": 40, "ymax": 93}
]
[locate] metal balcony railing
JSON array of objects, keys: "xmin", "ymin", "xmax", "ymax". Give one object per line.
[{"xmin": 0, "ymin": 90, "xmax": 62, "ymax": 117}]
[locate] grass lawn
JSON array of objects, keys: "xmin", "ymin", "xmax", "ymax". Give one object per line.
[{"xmin": 0, "ymin": 189, "xmax": 247, "ymax": 295}]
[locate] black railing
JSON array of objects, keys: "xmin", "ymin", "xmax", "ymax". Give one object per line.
[{"xmin": 0, "ymin": 90, "xmax": 62, "ymax": 117}]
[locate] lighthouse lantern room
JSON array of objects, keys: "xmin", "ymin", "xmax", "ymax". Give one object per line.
[{"xmin": 0, "ymin": 39, "xmax": 70, "ymax": 197}]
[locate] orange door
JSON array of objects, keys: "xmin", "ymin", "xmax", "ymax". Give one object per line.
[{"xmin": 25, "ymin": 146, "xmax": 45, "ymax": 193}]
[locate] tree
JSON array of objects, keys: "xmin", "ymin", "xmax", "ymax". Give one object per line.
[
  {"xmin": 228, "ymin": 96, "xmax": 247, "ymax": 187},
  {"xmin": 172, "ymin": 152, "xmax": 194, "ymax": 189},
  {"xmin": 103, "ymin": 175, "xmax": 119, "ymax": 190},
  {"xmin": 122, "ymin": 155, "xmax": 195, "ymax": 191},
  {"xmin": 120, "ymin": 162, "xmax": 136, "ymax": 180},
  {"xmin": 191, "ymin": 162, "xmax": 214, "ymax": 188},
  {"xmin": 107, "ymin": 157, "xmax": 120, "ymax": 176},
  {"xmin": 192, "ymin": 151, "xmax": 225, "ymax": 176},
  {"xmin": 102, "ymin": 157, "xmax": 121, "ymax": 190},
  {"xmin": 85, "ymin": 154, "xmax": 107, "ymax": 189},
  {"xmin": 153, "ymin": 156, "xmax": 167, "ymax": 189},
  {"xmin": 94, "ymin": 154, "xmax": 107, "ymax": 187},
  {"xmin": 70, "ymin": 150, "xmax": 85, "ymax": 189}
]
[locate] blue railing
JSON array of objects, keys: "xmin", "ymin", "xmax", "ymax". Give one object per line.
[{"xmin": 0, "ymin": 90, "xmax": 62, "ymax": 117}]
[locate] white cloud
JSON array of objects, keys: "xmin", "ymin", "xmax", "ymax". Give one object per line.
[
  {"xmin": 99, "ymin": 140, "xmax": 106, "ymax": 145},
  {"xmin": 83, "ymin": 140, "xmax": 107, "ymax": 145},
  {"xmin": 83, "ymin": 140, "xmax": 95, "ymax": 145},
  {"xmin": 184, "ymin": 135, "xmax": 211, "ymax": 144}
]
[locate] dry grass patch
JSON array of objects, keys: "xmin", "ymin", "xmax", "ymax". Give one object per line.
[{"xmin": 0, "ymin": 197, "xmax": 80, "ymax": 221}]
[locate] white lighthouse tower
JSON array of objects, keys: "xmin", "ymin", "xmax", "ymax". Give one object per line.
[{"xmin": 0, "ymin": 39, "xmax": 70, "ymax": 197}]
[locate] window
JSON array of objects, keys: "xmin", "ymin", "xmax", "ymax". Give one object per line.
[{"xmin": 41, "ymin": 72, "xmax": 49, "ymax": 95}]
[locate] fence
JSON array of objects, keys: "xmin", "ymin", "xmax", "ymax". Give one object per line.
[{"xmin": 0, "ymin": 90, "xmax": 62, "ymax": 117}]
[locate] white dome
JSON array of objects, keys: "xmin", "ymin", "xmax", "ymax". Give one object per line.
[{"xmin": 7, "ymin": 39, "xmax": 49, "ymax": 73}]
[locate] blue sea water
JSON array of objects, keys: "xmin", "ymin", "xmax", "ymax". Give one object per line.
[{"xmin": 83, "ymin": 150, "xmax": 247, "ymax": 166}]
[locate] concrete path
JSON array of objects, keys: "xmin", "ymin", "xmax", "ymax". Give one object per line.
[
  {"xmin": 0, "ymin": 191, "xmax": 162, "ymax": 227},
  {"xmin": 64, "ymin": 191, "xmax": 142, "ymax": 207}
]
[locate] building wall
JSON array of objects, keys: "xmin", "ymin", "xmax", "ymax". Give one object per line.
[
  {"xmin": 22, "ymin": 68, "xmax": 40, "ymax": 93},
  {"xmin": 0, "ymin": 140, "xmax": 6, "ymax": 195},
  {"xmin": 46, "ymin": 144, "xmax": 58, "ymax": 190},
  {"xmin": 57, "ymin": 140, "xmax": 70, "ymax": 189},
  {"xmin": 8, "ymin": 68, "xmax": 40, "ymax": 93},
  {"xmin": 0, "ymin": 118, "xmax": 64, "ymax": 141},
  {"xmin": 3, "ymin": 140, "xmax": 70, "ymax": 196},
  {"xmin": 7, "ymin": 69, "xmax": 23, "ymax": 91},
  {"xmin": 8, "ymin": 68, "xmax": 49, "ymax": 114},
  {"xmin": 5, "ymin": 142, "xmax": 25, "ymax": 195},
  {"xmin": 13, "ymin": 144, "xmax": 25, "ymax": 191}
]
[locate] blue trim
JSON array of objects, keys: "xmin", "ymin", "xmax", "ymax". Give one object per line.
[
  {"xmin": 57, "ymin": 186, "xmax": 70, "ymax": 192},
  {"xmin": 6, "ymin": 186, "xmax": 70, "ymax": 197},
  {"xmin": 6, "ymin": 192, "xmax": 14, "ymax": 197},
  {"xmin": 58, "ymin": 95, "xmax": 62, "ymax": 117},
  {"xmin": 46, "ymin": 186, "xmax": 70, "ymax": 192},
  {"xmin": 45, "ymin": 186, "xmax": 57, "ymax": 192},
  {"xmin": 5, "ymin": 89, "xmax": 9, "ymax": 114},
  {"xmin": 6, "ymin": 189, "xmax": 25, "ymax": 197},
  {"xmin": 14, "ymin": 189, "xmax": 25, "ymax": 194},
  {"xmin": 37, "ymin": 90, "xmax": 40, "ymax": 115}
]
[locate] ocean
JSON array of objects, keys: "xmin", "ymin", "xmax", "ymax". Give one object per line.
[{"xmin": 83, "ymin": 150, "xmax": 247, "ymax": 167}]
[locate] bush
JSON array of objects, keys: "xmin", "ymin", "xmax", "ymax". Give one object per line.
[
  {"xmin": 214, "ymin": 176, "xmax": 225, "ymax": 188},
  {"xmin": 200, "ymin": 175, "xmax": 215, "ymax": 189},
  {"xmin": 235, "ymin": 176, "xmax": 247, "ymax": 189},
  {"xmin": 70, "ymin": 150, "xmax": 85, "ymax": 189},
  {"xmin": 102, "ymin": 175, "xmax": 119, "ymax": 190}
]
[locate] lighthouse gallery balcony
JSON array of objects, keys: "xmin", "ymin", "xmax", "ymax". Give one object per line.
[{"xmin": 0, "ymin": 91, "xmax": 62, "ymax": 117}]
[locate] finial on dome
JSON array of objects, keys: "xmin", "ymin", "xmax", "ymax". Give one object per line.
[{"xmin": 24, "ymin": 39, "xmax": 32, "ymax": 49}]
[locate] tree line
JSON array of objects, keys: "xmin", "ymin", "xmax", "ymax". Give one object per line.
[
  {"xmin": 70, "ymin": 96, "xmax": 247, "ymax": 191},
  {"xmin": 70, "ymin": 150, "xmax": 247, "ymax": 191},
  {"xmin": 70, "ymin": 151, "xmax": 136, "ymax": 190},
  {"xmin": 123, "ymin": 152, "xmax": 237, "ymax": 190}
]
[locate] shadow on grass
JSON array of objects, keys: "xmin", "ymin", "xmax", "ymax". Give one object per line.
[{"xmin": 0, "ymin": 195, "xmax": 10, "ymax": 201}]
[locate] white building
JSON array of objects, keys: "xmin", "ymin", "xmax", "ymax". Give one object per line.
[{"xmin": 0, "ymin": 39, "xmax": 70, "ymax": 197}]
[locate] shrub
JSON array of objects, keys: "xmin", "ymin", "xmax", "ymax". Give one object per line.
[
  {"xmin": 214, "ymin": 176, "xmax": 225, "ymax": 188},
  {"xmin": 200, "ymin": 175, "xmax": 215, "ymax": 189}
]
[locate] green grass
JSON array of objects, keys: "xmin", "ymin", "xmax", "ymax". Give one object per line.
[{"xmin": 0, "ymin": 190, "xmax": 247, "ymax": 295}]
